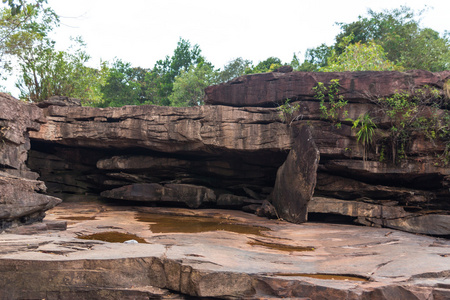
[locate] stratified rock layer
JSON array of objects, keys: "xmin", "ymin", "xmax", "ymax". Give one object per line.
[
  {"xmin": 101, "ymin": 183, "xmax": 216, "ymax": 208},
  {"xmin": 204, "ymin": 70, "xmax": 450, "ymax": 106},
  {"xmin": 25, "ymin": 70, "xmax": 450, "ymax": 235},
  {"xmin": 0, "ymin": 93, "xmax": 61, "ymax": 230},
  {"xmin": 29, "ymin": 104, "xmax": 290, "ymax": 206}
]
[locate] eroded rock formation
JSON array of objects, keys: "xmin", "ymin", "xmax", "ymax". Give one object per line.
[
  {"xmin": 28, "ymin": 104, "xmax": 290, "ymax": 207},
  {"xmin": 20, "ymin": 70, "xmax": 450, "ymax": 236},
  {"xmin": 205, "ymin": 70, "xmax": 450, "ymax": 235},
  {"xmin": 0, "ymin": 93, "xmax": 61, "ymax": 230},
  {"xmin": 1, "ymin": 70, "xmax": 450, "ymax": 300}
]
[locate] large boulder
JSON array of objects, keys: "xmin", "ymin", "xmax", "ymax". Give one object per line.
[
  {"xmin": 0, "ymin": 171, "xmax": 62, "ymax": 229},
  {"xmin": 271, "ymin": 124, "xmax": 320, "ymax": 223},
  {"xmin": 101, "ymin": 183, "xmax": 216, "ymax": 208}
]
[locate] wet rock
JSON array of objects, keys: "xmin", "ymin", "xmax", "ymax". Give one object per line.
[
  {"xmin": 21, "ymin": 71, "xmax": 450, "ymax": 235},
  {"xmin": 271, "ymin": 125, "xmax": 320, "ymax": 223},
  {"xmin": 1, "ymin": 204, "xmax": 449, "ymax": 299},
  {"xmin": 5, "ymin": 220, "xmax": 67, "ymax": 235},
  {"xmin": 370, "ymin": 214, "xmax": 450, "ymax": 236},
  {"xmin": 101, "ymin": 183, "xmax": 216, "ymax": 208},
  {"xmin": 217, "ymin": 194, "xmax": 255, "ymax": 207}
]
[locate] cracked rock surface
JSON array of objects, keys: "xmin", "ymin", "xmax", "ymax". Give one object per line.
[{"xmin": 1, "ymin": 201, "xmax": 449, "ymax": 299}]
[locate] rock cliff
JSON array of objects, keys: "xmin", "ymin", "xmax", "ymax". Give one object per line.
[
  {"xmin": 20, "ymin": 70, "xmax": 450, "ymax": 236},
  {"xmin": 0, "ymin": 93, "xmax": 61, "ymax": 231}
]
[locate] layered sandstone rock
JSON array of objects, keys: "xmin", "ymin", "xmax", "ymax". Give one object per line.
[
  {"xmin": 204, "ymin": 70, "xmax": 450, "ymax": 234},
  {"xmin": 101, "ymin": 183, "xmax": 216, "ymax": 208},
  {"xmin": 27, "ymin": 104, "xmax": 293, "ymax": 218},
  {"xmin": 25, "ymin": 70, "xmax": 450, "ymax": 235},
  {"xmin": 204, "ymin": 70, "xmax": 450, "ymax": 106},
  {"xmin": 0, "ymin": 93, "xmax": 61, "ymax": 230}
]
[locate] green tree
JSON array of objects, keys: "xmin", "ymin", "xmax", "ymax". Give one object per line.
[
  {"xmin": 293, "ymin": 44, "xmax": 333, "ymax": 72},
  {"xmin": 217, "ymin": 57, "xmax": 252, "ymax": 83},
  {"xmin": 335, "ymin": 6, "xmax": 450, "ymax": 71},
  {"xmin": 169, "ymin": 62, "xmax": 218, "ymax": 107},
  {"xmin": 1, "ymin": 2, "xmax": 104, "ymax": 103},
  {"xmin": 147, "ymin": 38, "xmax": 204, "ymax": 106},
  {"xmin": 100, "ymin": 59, "xmax": 143, "ymax": 107},
  {"xmin": 2, "ymin": 0, "xmax": 44, "ymax": 16},
  {"xmin": 16, "ymin": 37, "xmax": 105, "ymax": 103},
  {"xmin": 321, "ymin": 37, "xmax": 402, "ymax": 72},
  {"xmin": 0, "ymin": 0, "xmax": 57, "ymax": 76},
  {"xmin": 245, "ymin": 57, "xmax": 282, "ymax": 74}
]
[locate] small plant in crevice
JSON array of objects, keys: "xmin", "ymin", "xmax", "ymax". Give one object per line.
[
  {"xmin": 444, "ymin": 79, "xmax": 450, "ymax": 102},
  {"xmin": 379, "ymin": 145, "xmax": 386, "ymax": 162},
  {"xmin": 0, "ymin": 126, "xmax": 9, "ymax": 145},
  {"xmin": 313, "ymin": 79, "xmax": 348, "ymax": 128},
  {"xmin": 367, "ymin": 85, "xmax": 448, "ymax": 164},
  {"xmin": 313, "ymin": 79, "xmax": 450, "ymax": 165},
  {"xmin": 277, "ymin": 98, "xmax": 301, "ymax": 126},
  {"xmin": 349, "ymin": 113, "xmax": 377, "ymax": 162}
]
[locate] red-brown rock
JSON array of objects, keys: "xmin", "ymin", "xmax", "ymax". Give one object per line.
[
  {"xmin": 0, "ymin": 93, "xmax": 61, "ymax": 230},
  {"xmin": 271, "ymin": 124, "xmax": 320, "ymax": 223},
  {"xmin": 204, "ymin": 70, "xmax": 450, "ymax": 107}
]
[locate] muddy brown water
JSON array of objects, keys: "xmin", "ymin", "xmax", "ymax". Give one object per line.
[
  {"xmin": 248, "ymin": 239, "xmax": 314, "ymax": 252},
  {"xmin": 57, "ymin": 216, "xmax": 97, "ymax": 221},
  {"xmin": 272, "ymin": 273, "xmax": 369, "ymax": 281},
  {"xmin": 135, "ymin": 212, "xmax": 271, "ymax": 236},
  {"xmin": 78, "ymin": 231, "xmax": 148, "ymax": 243}
]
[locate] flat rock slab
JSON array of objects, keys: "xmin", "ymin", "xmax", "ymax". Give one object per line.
[
  {"xmin": 204, "ymin": 70, "xmax": 450, "ymax": 107},
  {"xmin": 1, "ymin": 201, "xmax": 449, "ymax": 299}
]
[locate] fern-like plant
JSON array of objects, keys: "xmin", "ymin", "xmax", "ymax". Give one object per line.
[{"xmin": 351, "ymin": 113, "xmax": 376, "ymax": 161}]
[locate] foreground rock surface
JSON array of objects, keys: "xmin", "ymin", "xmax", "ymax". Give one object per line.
[{"xmin": 0, "ymin": 202, "xmax": 449, "ymax": 299}]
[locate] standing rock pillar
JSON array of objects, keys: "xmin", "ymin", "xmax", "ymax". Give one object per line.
[{"xmin": 271, "ymin": 124, "xmax": 320, "ymax": 223}]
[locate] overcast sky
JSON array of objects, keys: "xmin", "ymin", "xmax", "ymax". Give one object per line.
[{"xmin": 2, "ymin": 0, "xmax": 450, "ymax": 96}]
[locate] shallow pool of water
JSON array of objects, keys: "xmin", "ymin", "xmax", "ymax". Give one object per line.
[
  {"xmin": 248, "ymin": 239, "xmax": 314, "ymax": 252},
  {"xmin": 273, "ymin": 273, "xmax": 369, "ymax": 281},
  {"xmin": 78, "ymin": 231, "xmax": 147, "ymax": 243},
  {"xmin": 136, "ymin": 213, "xmax": 271, "ymax": 237},
  {"xmin": 57, "ymin": 216, "xmax": 97, "ymax": 221}
]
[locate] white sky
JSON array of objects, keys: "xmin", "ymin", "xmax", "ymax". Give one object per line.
[{"xmin": 2, "ymin": 0, "xmax": 450, "ymax": 96}]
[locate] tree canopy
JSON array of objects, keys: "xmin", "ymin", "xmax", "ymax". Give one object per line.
[
  {"xmin": 308, "ymin": 6, "xmax": 450, "ymax": 72},
  {"xmin": 1, "ymin": 3, "xmax": 448, "ymax": 107}
]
